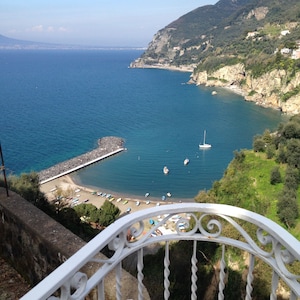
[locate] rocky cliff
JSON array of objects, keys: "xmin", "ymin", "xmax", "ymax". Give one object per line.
[
  {"xmin": 190, "ymin": 64, "xmax": 300, "ymax": 114},
  {"xmin": 131, "ymin": 0, "xmax": 300, "ymax": 115}
]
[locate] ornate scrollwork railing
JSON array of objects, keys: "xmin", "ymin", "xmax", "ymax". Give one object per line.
[{"xmin": 21, "ymin": 203, "xmax": 300, "ymax": 300}]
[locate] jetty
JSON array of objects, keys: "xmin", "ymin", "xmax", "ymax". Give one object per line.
[{"xmin": 38, "ymin": 136, "xmax": 125, "ymax": 184}]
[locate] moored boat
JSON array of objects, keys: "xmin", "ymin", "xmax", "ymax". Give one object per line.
[
  {"xmin": 184, "ymin": 158, "xmax": 189, "ymax": 165},
  {"xmin": 199, "ymin": 130, "xmax": 212, "ymax": 149},
  {"xmin": 163, "ymin": 166, "xmax": 169, "ymax": 174}
]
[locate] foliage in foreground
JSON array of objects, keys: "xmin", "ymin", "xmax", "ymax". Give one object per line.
[{"xmin": 0, "ymin": 173, "xmax": 120, "ymax": 241}]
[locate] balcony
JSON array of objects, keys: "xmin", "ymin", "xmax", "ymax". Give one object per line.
[{"xmin": 21, "ymin": 203, "xmax": 300, "ymax": 300}]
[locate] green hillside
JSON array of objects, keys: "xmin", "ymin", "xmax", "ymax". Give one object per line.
[
  {"xmin": 139, "ymin": 0, "xmax": 300, "ymax": 70},
  {"xmin": 195, "ymin": 115, "xmax": 300, "ymax": 239}
]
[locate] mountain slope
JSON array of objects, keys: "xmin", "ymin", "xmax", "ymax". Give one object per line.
[
  {"xmin": 0, "ymin": 34, "xmax": 56, "ymax": 49},
  {"xmin": 132, "ymin": 0, "xmax": 300, "ymax": 67},
  {"xmin": 0, "ymin": 34, "xmax": 88, "ymax": 50},
  {"xmin": 131, "ymin": 0, "xmax": 300, "ymax": 114}
]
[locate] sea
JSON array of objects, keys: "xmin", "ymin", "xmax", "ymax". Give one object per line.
[{"xmin": 0, "ymin": 49, "xmax": 286, "ymax": 200}]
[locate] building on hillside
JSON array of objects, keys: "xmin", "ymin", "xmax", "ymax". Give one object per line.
[{"xmin": 281, "ymin": 30, "xmax": 290, "ymax": 36}]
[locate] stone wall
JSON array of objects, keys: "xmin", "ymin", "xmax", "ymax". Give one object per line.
[{"xmin": 0, "ymin": 188, "xmax": 150, "ymax": 299}]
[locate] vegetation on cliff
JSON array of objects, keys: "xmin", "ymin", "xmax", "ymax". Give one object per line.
[
  {"xmin": 132, "ymin": 0, "xmax": 300, "ymax": 113},
  {"xmin": 137, "ymin": 0, "xmax": 300, "ymax": 70},
  {"xmin": 0, "ymin": 173, "xmax": 120, "ymax": 241},
  {"xmin": 195, "ymin": 115, "xmax": 300, "ymax": 238}
]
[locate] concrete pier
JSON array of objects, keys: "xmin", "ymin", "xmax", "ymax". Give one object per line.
[{"xmin": 38, "ymin": 136, "xmax": 125, "ymax": 184}]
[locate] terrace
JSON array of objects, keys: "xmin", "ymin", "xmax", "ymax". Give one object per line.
[{"xmin": 21, "ymin": 203, "xmax": 300, "ymax": 300}]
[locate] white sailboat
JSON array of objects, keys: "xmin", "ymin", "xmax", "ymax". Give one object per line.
[{"xmin": 199, "ymin": 130, "xmax": 211, "ymax": 149}]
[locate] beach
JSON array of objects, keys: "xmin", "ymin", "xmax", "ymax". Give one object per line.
[
  {"xmin": 38, "ymin": 135, "xmax": 190, "ymax": 215},
  {"xmin": 40, "ymin": 174, "xmax": 175, "ymax": 215}
]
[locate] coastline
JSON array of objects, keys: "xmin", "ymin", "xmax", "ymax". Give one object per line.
[
  {"xmin": 38, "ymin": 134, "xmax": 195, "ymax": 215},
  {"xmin": 131, "ymin": 63, "xmax": 249, "ymax": 98},
  {"xmin": 40, "ymin": 174, "xmax": 180, "ymax": 215},
  {"xmin": 129, "ymin": 62, "xmax": 194, "ymax": 73}
]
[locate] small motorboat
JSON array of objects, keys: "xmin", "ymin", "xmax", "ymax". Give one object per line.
[
  {"xmin": 163, "ymin": 166, "xmax": 169, "ymax": 174},
  {"xmin": 184, "ymin": 158, "xmax": 189, "ymax": 165}
]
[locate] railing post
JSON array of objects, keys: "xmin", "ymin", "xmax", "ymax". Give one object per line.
[
  {"xmin": 137, "ymin": 248, "xmax": 144, "ymax": 300},
  {"xmin": 116, "ymin": 262, "xmax": 122, "ymax": 300},
  {"xmin": 270, "ymin": 271, "xmax": 279, "ymax": 300},
  {"xmin": 191, "ymin": 240, "xmax": 198, "ymax": 300},
  {"xmin": 218, "ymin": 244, "xmax": 226, "ymax": 300},
  {"xmin": 97, "ymin": 280, "xmax": 105, "ymax": 300},
  {"xmin": 164, "ymin": 241, "xmax": 170, "ymax": 299},
  {"xmin": 245, "ymin": 253, "xmax": 255, "ymax": 300},
  {"xmin": 0, "ymin": 142, "xmax": 9, "ymax": 197}
]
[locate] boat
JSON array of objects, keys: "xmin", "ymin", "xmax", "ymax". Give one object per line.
[
  {"xmin": 199, "ymin": 130, "xmax": 212, "ymax": 149},
  {"xmin": 184, "ymin": 158, "xmax": 189, "ymax": 165},
  {"xmin": 145, "ymin": 192, "xmax": 150, "ymax": 197},
  {"xmin": 166, "ymin": 192, "xmax": 172, "ymax": 197},
  {"xmin": 163, "ymin": 166, "xmax": 169, "ymax": 174}
]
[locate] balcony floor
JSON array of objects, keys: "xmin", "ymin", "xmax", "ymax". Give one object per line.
[{"xmin": 0, "ymin": 257, "xmax": 30, "ymax": 299}]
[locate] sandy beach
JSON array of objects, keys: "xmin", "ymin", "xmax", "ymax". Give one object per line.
[{"xmin": 40, "ymin": 174, "xmax": 175, "ymax": 215}]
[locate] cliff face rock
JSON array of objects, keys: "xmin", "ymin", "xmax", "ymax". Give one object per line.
[
  {"xmin": 192, "ymin": 64, "xmax": 245, "ymax": 86},
  {"xmin": 246, "ymin": 7, "xmax": 269, "ymax": 21},
  {"xmin": 131, "ymin": 0, "xmax": 300, "ymax": 114},
  {"xmin": 146, "ymin": 29, "xmax": 177, "ymax": 61},
  {"xmin": 191, "ymin": 64, "xmax": 300, "ymax": 114}
]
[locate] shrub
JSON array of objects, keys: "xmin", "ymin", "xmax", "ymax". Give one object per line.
[{"xmin": 270, "ymin": 166, "xmax": 282, "ymax": 185}]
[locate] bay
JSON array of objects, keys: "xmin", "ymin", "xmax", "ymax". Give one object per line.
[{"xmin": 0, "ymin": 49, "xmax": 285, "ymax": 200}]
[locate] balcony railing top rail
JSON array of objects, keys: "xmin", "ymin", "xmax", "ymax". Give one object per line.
[{"xmin": 21, "ymin": 203, "xmax": 300, "ymax": 300}]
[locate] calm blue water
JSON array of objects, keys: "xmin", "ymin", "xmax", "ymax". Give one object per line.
[{"xmin": 0, "ymin": 50, "xmax": 285, "ymax": 200}]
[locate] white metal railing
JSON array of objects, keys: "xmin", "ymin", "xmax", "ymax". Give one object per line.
[{"xmin": 21, "ymin": 203, "xmax": 300, "ymax": 300}]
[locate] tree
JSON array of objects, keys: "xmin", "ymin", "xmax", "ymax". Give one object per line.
[
  {"xmin": 73, "ymin": 203, "xmax": 99, "ymax": 222},
  {"xmin": 283, "ymin": 122, "xmax": 300, "ymax": 139},
  {"xmin": 8, "ymin": 172, "xmax": 50, "ymax": 210},
  {"xmin": 286, "ymin": 139, "xmax": 300, "ymax": 167},
  {"xmin": 284, "ymin": 166, "xmax": 300, "ymax": 190},
  {"xmin": 276, "ymin": 144, "xmax": 287, "ymax": 164},
  {"xmin": 277, "ymin": 189, "xmax": 299, "ymax": 228},
  {"xmin": 266, "ymin": 144, "xmax": 275, "ymax": 159},
  {"xmin": 98, "ymin": 200, "xmax": 120, "ymax": 227},
  {"xmin": 262, "ymin": 129, "xmax": 273, "ymax": 144},
  {"xmin": 253, "ymin": 137, "xmax": 265, "ymax": 152}
]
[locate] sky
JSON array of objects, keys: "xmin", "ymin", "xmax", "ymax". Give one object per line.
[{"xmin": 1, "ymin": 0, "xmax": 218, "ymax": 47}]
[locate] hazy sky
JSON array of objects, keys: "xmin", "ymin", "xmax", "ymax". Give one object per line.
[{"xmin": 1, "ymin": 0, "xmax": 218, "ymax": 47}]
